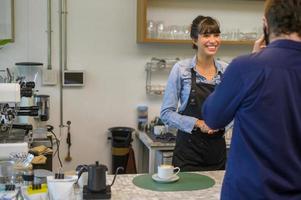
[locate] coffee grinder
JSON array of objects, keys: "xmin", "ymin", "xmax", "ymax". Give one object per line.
[{"xmin": 31, "ymin": 94, "xmax": 52, "ymax": 148}]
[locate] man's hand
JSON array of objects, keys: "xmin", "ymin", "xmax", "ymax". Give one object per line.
[{"xmin": 252, "ymin": 35, "xmax": 266, "ymax": 53}]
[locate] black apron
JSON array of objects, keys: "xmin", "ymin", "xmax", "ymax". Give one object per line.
[{"xmin": 172, "ymin": 68, "xmax": 226, "ymax": 172}]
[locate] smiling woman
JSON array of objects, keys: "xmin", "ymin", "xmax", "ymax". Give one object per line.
[
  {"xmin": 160, "ymin": 15, "xmax": 228, "ymax": 172},
  {"xmin": 0, "ymin": 0, "xmax": 14, "ymax": 46}
]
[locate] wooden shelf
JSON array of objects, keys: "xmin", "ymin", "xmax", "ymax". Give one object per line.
[
  {"xmin": 137, "ymin": 0, "xmax": 264, "ymax": 45},
  {"xmin": 141, "ymin": 38, "xmax": 255, "ymax": 45},
  {"xmin": 137, "ymin": 0, "xmax": 148, "ymax": 43}
]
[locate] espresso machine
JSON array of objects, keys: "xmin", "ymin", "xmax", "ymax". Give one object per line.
[
  {"xmin": 0, "ymin": 64, "xmax": 52, "ymax": 163},
  {"xmin": 0, "ymin": 81, "xmax": 36, "ymax": 144},
  {"xmin": 12, "ymin": 62, "xmax": 52, "ymax": 148},
  {"xmin": 0, "ymin": 83, "xmax": 29, "ymax": 159}
]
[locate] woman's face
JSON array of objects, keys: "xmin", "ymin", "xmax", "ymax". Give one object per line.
[{"xmin": 195, "ymin": 33, "xmax": 221, "ymax": 56}]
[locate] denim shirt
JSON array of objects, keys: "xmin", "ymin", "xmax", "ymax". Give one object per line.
[{"xmin": 160, "ymin": 56, "xmax": 228, "ymax": 133}]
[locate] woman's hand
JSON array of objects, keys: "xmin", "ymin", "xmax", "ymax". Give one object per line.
[
  {"xmin": 195, "ymin": 119, "xmax": 218, "ymax": 134},
  {"xmin": 252, "ymin": 35, "xmax": 266, "ymax": 53}
]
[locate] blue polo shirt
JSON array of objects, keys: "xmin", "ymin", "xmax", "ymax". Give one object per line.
[{"xmin": 202, "ymin": 39, "xmax": 301, "ymax": 200}]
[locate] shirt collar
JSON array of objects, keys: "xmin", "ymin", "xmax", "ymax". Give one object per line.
[
  {"xmin": 190, "ymin": 55, "xmax": 223, "ymax": 74},
  {"xmin": 268, "ymin": 39, "xmax": 301, "ymax": 52}
]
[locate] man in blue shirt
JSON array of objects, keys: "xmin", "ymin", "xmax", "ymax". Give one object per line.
[{"xmin": 202, "ymin": 0, "xmax": 301, "ymax": 199}]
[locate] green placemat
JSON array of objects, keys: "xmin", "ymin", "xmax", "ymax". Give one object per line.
[{"xmin": 132, "ymin": 172, "xmax": 215, "ymax": 192}]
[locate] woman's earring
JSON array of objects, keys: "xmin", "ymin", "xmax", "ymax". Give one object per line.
[
  {"xmin": 193, "ymin": 39, "xmax": 198, "ymax": 45},
  {"xmin": 193, "ymin": 39, "xmax": 198, "ymax": 49}
]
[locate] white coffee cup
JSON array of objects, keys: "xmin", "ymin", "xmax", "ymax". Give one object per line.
[
  {"xmin": 157, "ymin": 164, "xmax": 180, "ymax": 180},
  {"xmin": 153, "ymin": 125, "xmax": 164, "ymax": 135}
]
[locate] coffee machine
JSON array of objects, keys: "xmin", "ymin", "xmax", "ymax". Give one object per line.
[
  {"xmin": 0, "ymin": 83, "xmax": 29, "ymax": 159},
  {"xmin": 31, "ymin": 94, "xmax": 51, "ymax": 148},
  {"xmin": 12, "ymin": 62, "xmax": 52, "ymax": 148},
  {"xmin": 0, "ymin": 82, "xmax": 35, "ymax": 144},
  {"xmin": 77, "ymin": 161, "xmax": 123, "ymax": 200}
]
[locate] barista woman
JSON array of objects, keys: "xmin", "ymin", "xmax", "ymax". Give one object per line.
[{"xmin": 160, "ymin": 15, "xmax": 227, "ymax": 171}]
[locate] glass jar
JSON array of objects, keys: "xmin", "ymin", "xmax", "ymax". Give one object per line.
[{"xmin": 137, "ymin": 105, "xmax": 148, "ymax": 131}]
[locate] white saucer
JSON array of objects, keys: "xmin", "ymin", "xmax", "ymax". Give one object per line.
[{"xmin": 151, "ymin": 174, "xmax": 179, "ymax": 183}]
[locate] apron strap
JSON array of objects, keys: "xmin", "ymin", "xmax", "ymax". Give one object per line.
[{"xmin": 190, "ymin": 68, "xmax": 197, "ymax": 106}]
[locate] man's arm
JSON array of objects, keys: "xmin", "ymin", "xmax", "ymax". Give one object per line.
[{"xmin": 202, "ymin": 59, "xmax": 245, "ymax": 129}]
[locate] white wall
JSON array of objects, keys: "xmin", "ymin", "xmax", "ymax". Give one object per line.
[{"xmin": 0, "ymin": 0, "xmax": 263, "ymax": 172}]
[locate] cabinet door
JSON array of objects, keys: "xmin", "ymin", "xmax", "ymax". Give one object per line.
[{"xmin": 137, "ymin": 0, "xmax": 265, "ymax": 45}]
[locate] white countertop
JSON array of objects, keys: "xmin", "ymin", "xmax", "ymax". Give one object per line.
[
  {"xmin": 1, "ymin": 171, "xmax": 224, "ymax": 200},
  {"xmin": 107, "ymin": 170, "xmax": 224, "ymax": 200}
]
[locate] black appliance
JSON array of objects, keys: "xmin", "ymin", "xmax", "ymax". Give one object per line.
[
  {"xmin": 77, "ymin": 161, "xmax": 123, "ymax": 200},
  {"xmin": 107, "ymin": 127, "xmax": 134, "ymax": 174}
]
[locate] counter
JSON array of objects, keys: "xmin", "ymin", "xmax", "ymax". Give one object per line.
[
  {"xmin": 107, "ymin": 170, "xmax": 224, "ymax": 200},
  {"xmin": 137, "ymin": 131, "xmax": 231, "ymax": 173},
  {"xmin": 136, "ymin": 131, "xmax": 175, "ymax": 173},
  {"xmin": 5, "ymin": 171, "xmax": 224, "ymax": 200}
]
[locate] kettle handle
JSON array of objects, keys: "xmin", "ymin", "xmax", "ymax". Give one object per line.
[
  {"xmin": 75, "ymin": 165, "xmax": 88, "ymax": 184},
  {"xmin": 110, "ymin": 167, "xmax": 124, "ymax": 187}
]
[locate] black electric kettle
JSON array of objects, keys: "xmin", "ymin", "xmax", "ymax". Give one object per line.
[{"xmin": 77, "ymin": 161, "xmax": 123, "ymax": 192}]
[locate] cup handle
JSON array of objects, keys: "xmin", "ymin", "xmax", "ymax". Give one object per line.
[{"xmin": 173, "ymin": 167, "xmax": 180, "ymax": 176}]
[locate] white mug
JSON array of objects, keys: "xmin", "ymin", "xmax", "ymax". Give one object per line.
[
  {"xmin": 153, "ymin": 125, "xmax": 164, "ymax": 135},
  {"xmin": 157, "ymin": 165, "xmax": 180, "ymax": 180}
]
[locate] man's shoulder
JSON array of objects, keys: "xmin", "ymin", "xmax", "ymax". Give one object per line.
[
  {"xmin": 232, "ymin": 53, "xmax": 255, "ymax": 64},
  {"xmin": 227, "ymin": 53, "xmax": 267, "ymax": 81},
  {"xmin": 231, "ymin": 53, "xmax": 263, "ymax": 70}
]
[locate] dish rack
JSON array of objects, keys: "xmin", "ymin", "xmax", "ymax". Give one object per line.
[{"xmin": 145, "ymin": 57, "xmax": 179, "ymax": 95}]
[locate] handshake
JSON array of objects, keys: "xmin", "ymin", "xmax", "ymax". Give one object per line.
[{"xmin": 195, "ymin": 119, "xmax": 218, "ymax": 134}]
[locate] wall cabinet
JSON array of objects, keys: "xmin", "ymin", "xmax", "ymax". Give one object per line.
[{"xmin": 137, "ymin": 0, "xmax": 265, "ymax": 45}]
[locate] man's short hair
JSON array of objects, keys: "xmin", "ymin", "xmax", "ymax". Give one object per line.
[{"xmin": 264, "ymin": 0, "xmax": 301, "ymax": 37}]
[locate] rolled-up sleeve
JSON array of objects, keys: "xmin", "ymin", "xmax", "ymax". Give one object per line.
[{"xmin": 160, "ymin": 63, "xmax": 197, "ymax": 133}]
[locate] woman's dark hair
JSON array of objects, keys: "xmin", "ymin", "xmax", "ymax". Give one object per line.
[
  {"xmin": 190, "ymin": 15, "xmax": 221, "ymax": 49},
  {"xmin": 264, "ymin": 0, "xmax": 301, "ymax": 37}
]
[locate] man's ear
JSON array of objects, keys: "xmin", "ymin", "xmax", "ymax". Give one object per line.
[{"xmin": 262, "ymin": 16, "xmax": 268, "ymax": 30}]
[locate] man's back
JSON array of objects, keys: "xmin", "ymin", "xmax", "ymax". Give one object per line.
[{"xmin": 204, "ymin": 39, "xmax": 301, "ymax": 199}]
